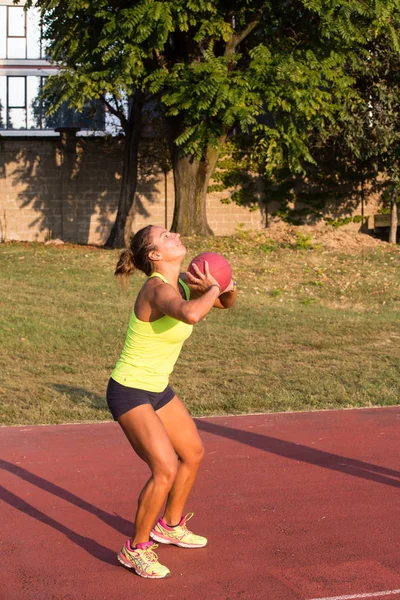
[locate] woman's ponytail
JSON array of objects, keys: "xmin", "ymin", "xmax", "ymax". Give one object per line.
[
  {"xmin": 115, "ymin": 248, "xmax": 136, "ymax": 277},
  {"xmin": 114, "ymin": 225, "xmax": 156, "ymax": 287}
]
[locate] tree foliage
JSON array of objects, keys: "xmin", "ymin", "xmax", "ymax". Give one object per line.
[
  {"xmin": 282, "ymin": 31, "xmax": 400, "ymax": 239},
  {"xmin": 209, "ymin": 6, "xmax": 400, "ymax": 239},
  {"xmin": 23, "ymin": 0, "xmax": 400, "ymax": 238}
]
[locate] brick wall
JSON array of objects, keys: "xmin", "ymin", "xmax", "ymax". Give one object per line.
[{"xmin": 0, "ymin": 133, "xmax": 264, "ymax": 244}]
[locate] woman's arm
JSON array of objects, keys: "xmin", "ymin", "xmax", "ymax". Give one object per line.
[
  {"xmin": 213, "ymin": 280, "xmax": 237, "ymax": 309},
  {"xmin": 152, "ymin": 262, "xmax": 221, "ymax": 324},
  {"xmin": 181, "ymin": 273, "xmax": 237, "ymax": 309}
]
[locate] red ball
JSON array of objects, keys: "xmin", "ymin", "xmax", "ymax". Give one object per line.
[{"xmin": 188, "ymin": 252, "xmax": 232, "ymax": 292}]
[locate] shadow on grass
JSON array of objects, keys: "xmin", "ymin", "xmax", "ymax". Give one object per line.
[
  {"xmin": 52, "ymin": 384, "xmax": 107, "ymax": 411},
  {"xmin": 195, "ymin": 420, "xmax": 400, "ymax": 489}
]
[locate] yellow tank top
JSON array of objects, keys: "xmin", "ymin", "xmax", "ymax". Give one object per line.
[{"xmin": 111, "ymin": 272, "xmax": 193, "ymax": 392}]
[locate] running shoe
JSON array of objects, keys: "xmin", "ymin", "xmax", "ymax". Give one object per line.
[
  {"xmin": 150, "ymin": 512, "xmax": 208, "ymax": 548},
  {"xmin": 117, "ymin": 539, "xmax": 171, "ymax": 579}
]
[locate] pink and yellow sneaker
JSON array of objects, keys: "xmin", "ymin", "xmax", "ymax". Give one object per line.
[
  {"xmin": 150, "ymin": 512, "xmax": 208, "ymax": 548},
  {"xmin": 117, "ymin": 539, "xmax": 171, "ymax": 579}
]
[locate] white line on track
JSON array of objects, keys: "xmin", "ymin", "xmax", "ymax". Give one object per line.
[{"xmin": 309, "ymin": 589, "xmax": 400, "ymax": 600}]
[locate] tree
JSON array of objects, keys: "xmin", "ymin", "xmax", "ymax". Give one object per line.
[
  {"xmin": 145, "ymin": 1, "xmax": 400, "ymax": 235},
  {"xmin": 25, "ymin": 0, "xmax": 400, "ymax": 244},
  {"xmin": 39, "ymin": 73, "xmax": 145, "ymax": 247},
  {"xmin": 288, "ymin": 33, "xmax": 400, "ymax": 243},
  {"xmin": 213, "ymin": 26, "xmax": 400, "ymax": 244},
  {"xmin": 363, "ymin": 39, "xmax": 400, "ymax": 244}
]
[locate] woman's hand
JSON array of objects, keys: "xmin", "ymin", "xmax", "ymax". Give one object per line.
[
  {"xmin": 186, "ymin": 261, "xmax": 221, "ymax": 295},
  {"xmin": 214, "ymin": 278, "xmax": 237, "ymax": 309},
  {"xmin": 223, "ymin": 279, "xmax": 237, "ymax": 294}
]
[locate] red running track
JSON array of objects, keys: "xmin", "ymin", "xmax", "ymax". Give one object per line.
[{"xmin": 1, "ymin": 407, "xmax": 399, "ymax": 600}]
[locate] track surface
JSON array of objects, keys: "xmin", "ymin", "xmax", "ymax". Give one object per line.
[{"xmin": 1, "ymin": 407, "xmax": 399, "ymax": 600}]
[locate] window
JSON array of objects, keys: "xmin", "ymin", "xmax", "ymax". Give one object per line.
[
  {"xmin": 0, "ymin": 75, "xmax": 42, "ymax": 129},
  {"xmin": 0, "ymin": 75, "xmax": 105, "ymax": 130},
  {"xmin": 0, "ymin": 5, "xmax": 43, "ymax": 60},
  {"xmin": 0, "ymin": 5, "xmax": 105, "ymax": 132}
]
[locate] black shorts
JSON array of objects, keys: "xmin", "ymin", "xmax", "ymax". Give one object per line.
[{"xmin": 106, "ymin": 377, "xmax": 175, "ymax": 421}]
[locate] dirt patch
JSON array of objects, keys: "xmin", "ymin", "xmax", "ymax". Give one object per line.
[{"xmin": 262, "ymin": 219, "xmax": 388, "ymax": 251}]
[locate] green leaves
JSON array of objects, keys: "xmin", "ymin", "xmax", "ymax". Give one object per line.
[
  {"xmin": 27, "ymin": 0, "xmax": 400, "ymax": 171},
  {"xmin": 302, "ymin": 0, "xmax": 400, "ymax": 45}
]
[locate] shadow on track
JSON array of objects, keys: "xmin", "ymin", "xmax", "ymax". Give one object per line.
[
  {"xmin": 196, "ymin": 420, "xmax": 400, "ymax": 488},
  {"xmin": 0, "ymin": 459, "xmax": 132, "ymax": 534},
  {"xmin": 0, "ymin": 485, "xmax": 118, "ymax": 565}
]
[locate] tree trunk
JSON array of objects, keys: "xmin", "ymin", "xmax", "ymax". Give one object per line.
[
  {"xmin": 105, "ymin": 91, "xmax": 144, "ymax": 248},
  {"xmin": 170, "ymin": 151, "xmax": 219, "ymax": 235},
  {"xmin": 166, "ymin": 117, "xmax": 222, "ymax": 235},
  {"xmin": 389, "ymin": 188, "xmax": 398, "ymax": 244}
]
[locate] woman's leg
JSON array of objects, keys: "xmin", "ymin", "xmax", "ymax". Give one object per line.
[
  {"xmin": 117, "ymin": 404, "xmax": 178, "ymax": 545},
  {"xmin": 156, "ymin": 396, "xmax": 205, "ymax": 526}
]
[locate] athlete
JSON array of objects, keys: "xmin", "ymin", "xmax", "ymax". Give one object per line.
[{"xmin": 106, "ymin": 225, "xmax": 237, "ymax": 578}]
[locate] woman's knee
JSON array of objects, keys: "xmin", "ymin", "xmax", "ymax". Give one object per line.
[
  {"xmin": 196, "ymin": 443, "xmax": 205, "ymax": 465},
  {"xmin": 181, "ymin": 442, "xmax": 205, "ymax": 466},
  {"xmin": 153, "ymin": 459, "xmax": 179, "ymax": 489}
]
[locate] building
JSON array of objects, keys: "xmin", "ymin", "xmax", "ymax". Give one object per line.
[{"xmin": 0, "ymin": 0, "xmax": 104, "ymax": 134}]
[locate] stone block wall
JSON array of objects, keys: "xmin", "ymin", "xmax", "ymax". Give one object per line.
[{"xmin": 0, "ymin": 132, "xmax": 264, "ymax": 244}]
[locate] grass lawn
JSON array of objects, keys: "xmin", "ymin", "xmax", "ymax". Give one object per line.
[{"xmin": 1, "ymin": 232, "xmax": 399, "ymax": 425}]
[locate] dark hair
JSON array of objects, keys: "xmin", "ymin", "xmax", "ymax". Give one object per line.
[{"xmin": 114, "ymin": 225, "xmax": 157, "ymax": 281}]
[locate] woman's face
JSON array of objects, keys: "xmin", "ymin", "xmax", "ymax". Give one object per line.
[{"xmin": 149, "ymin": 226, "xmax": 186, "ymax": 263}]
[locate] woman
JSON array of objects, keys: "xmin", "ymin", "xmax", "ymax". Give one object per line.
[{"xmin": 107, "ymin": 224, "xmax": 237, "ymax": 579}]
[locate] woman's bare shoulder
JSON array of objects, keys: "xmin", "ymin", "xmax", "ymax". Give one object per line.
[{"xmin": 135, "ymin": 277, "xmax": 170, "ymax": 321}]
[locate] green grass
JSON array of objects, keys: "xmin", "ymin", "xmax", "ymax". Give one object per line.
[{"xmin": 1, "ymin": 234, "xmax": 399, "ymax": 425}]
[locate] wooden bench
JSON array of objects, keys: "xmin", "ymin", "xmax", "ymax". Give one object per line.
[{"xmin": 367, "ymin": 211, "xmax": 400, "ymax": 230}]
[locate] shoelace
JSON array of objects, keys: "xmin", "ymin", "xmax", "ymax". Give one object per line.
[
  {"xmin": 177, "ymin": 512, "xmax": 194, "ymax": 536},
  {"xmin": 141, "ymin": 543, "xmax": 159, "ymax": 563},
  {"xmin": 183, "ymin": 512, "xmax": 194, "ymax": 525}
]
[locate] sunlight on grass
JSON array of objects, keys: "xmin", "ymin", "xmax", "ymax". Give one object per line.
[{"xmin": 0, "ymin": 236, "xmax": 399, "ymax": 425}]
